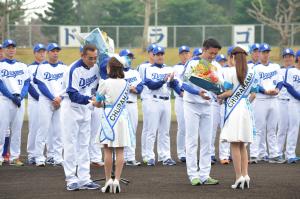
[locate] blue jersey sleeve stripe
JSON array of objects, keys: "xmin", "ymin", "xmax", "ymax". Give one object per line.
[
  {"xmin": 20, "ymin": 78, "xmax": 30, "ymax": 99},
  {"xmin": 35, "ymin": 78, "xmax": 55, "ymax": 100},
  {"xmin": 182, "ymin": 82, "xmax": 199, "ymax": 95},
  {"xmin": 0, "ymin": 79, "xmax": 14, "ymax": 99}
]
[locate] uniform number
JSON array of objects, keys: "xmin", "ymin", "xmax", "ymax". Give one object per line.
[{"xmin": 18, "ymin": 79, "xmax": 23, "ymax": 85}]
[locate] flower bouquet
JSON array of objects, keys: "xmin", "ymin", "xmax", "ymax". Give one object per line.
[{"xmin": 188, "ymin": 59, "xmax": 224, "ymax": 94}]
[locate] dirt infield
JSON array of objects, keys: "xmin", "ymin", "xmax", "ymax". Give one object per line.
[{"xmin": 0, "ymin": 122, "xmax": 299, "ymax": 199}]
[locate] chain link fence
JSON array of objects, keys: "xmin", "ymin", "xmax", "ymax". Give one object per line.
[{"xmin": 7, "ymin": 24, "xmax": 300, "ymax": 48}]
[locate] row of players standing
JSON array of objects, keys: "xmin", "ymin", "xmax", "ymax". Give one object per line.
[
  {"xmin": 0, "ymin": 38, "xmax": 299, "ymax": 187},
  {"xmin": 212, "ymin": 43, "xmax": 300, "ymax": 165}
]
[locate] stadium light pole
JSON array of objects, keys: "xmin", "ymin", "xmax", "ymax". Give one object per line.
[{"xmin": 154, "ymin": 0, "xmax": 158, "ymax": 42}]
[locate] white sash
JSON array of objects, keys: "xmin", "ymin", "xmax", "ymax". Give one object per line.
[
  {"xmin": 224, "ymin": 72, "xmax": 255, "ymax": 123},
  {"xmin": 100, "ymin": 82, "xmax": 129, "ymax": 142}
]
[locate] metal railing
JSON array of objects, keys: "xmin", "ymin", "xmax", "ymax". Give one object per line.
[{"xmin": 6, "ymin": 24, "xmax": 300, "ymax": 48}]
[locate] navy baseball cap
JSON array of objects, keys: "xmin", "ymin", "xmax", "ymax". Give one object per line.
[
  {"xmin": 259, "ymin": 43, "xmax": 271, "ymax": 52},
  {"xmin": 153, "ymin": 46, "xmax": 165, "ymax": 55},
  {"xmin": 193, "ymin": 48, "xmax": 202, "ymax": 56},
  {"xmin": 33, "ymin": 43, "xmax": 46, "ymax": 52},
  {"xmin": 215, "ymin": 54, "xmax": 227, "ymax": 62},
  {"xmin": 295, "ymin": 50, "xmax": 300, "ymax": 63},
  {"xmin": 47, "ymin": 43, "xmax": 61, "ymax": 51},
  {"xmin": 119, "ymin": 49, "xmax": 135, "ymax": 58},
  {"xmin": 250, "ymin": 43, "xmax": 260, "ymax": 53},
  {"xmin": 3, "ymin": 39, "xmax": 16, "ymax": 48},
  {"xmin": 227, "ymin": 46, "xmax": 234, "ymax": 56},
  {"xmin": 147, "ymin": 44, "xmax": 157, "ymax": 52},
  {"xmin": 178, "ymin": 45, "xmax": 190, "ymax": 54},
  {"xmin": 282, "ymin": 48, "xmax": 295, "ymax": 57}
]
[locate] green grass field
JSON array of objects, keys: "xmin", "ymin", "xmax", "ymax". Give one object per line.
[{"xmin": 15, "ymin": 47, "xmax": 288, "ymax": 67}]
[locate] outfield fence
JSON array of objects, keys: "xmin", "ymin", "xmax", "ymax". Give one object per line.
[{"xmin": 7, "ymin": 23, "xmax": 300, "ymax": 48}]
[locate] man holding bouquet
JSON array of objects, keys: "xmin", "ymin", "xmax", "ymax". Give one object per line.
[{"xmin": 182, "ymin": 38, "xmax": 222, "ymax": 186}]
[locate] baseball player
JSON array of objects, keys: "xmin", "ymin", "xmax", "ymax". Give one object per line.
[
  {"xmin": 26, "ymin": 43, "xmax": 46, "ymax": 165},
  {"xmin": 0, "ymin": 44, "xmax": 11, "ymax": 162},
  {"xmin": 62, "ymin": 44, "xmax": 100, "ymax": 191},
  {"xmin": 249, "ymin": 43, "xmax": 284, "ymax": 164},
  {"xmin": 34, "ymin": 43, "xmax": 66, "ymax": 166},
  {"xmin": 0, "ymin": 39, "xmax": 30, "ymax": 166},
  {"xmin": 138, "ymin": 44, "xmax": 156, "ymax": 163},
  {"xmin": 182, "ymin": 38, "xmax": 221, "ymax": 185},
  {"xmin": 144, "ymin": 46, "xmax": 178, "ymax": 166},
  {"xmin": 247, "ymin": 43, "xmax": 260, "ymax": 69},
  {"xmin": 119, "ymin": 49, "xmax": 143, "ymax": 166},
  {"xmin": 277, "ymin": 48, "xmax": 295, "ymax": 161},
  {"xmin": 210, "ymin": 54, "xmax": 226, "ymax": 164},
  {"xmin": 173, "ymin": 45, "xmax": 191, "ymax": 162},
  {"xmin": 283, "ymin": 50, "xmax": 300, "ymax": 163},
  {"xmin": 211, "ymin": 52, "xmax": 231, "ymax": 165}
]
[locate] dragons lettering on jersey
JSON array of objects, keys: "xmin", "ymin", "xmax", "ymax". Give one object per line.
[
  {"xmin": 44, "ymin": 72, "xmax": 64, "ymax": 81},
  {"xmin": 79, "ymin": 75, "xmax": 97, "ymax": 89},
  {"xmin": 151, "ymin": 73, "xmax": 167, "ymax": 81},
  {"xmin": 259, "ymin": 71, "xmax": 277, "ymax": 80},
  {"xmin": 293, "ymin": 75, "xmax": 300, "ymax": 83},
  {"xmin": 126, "ymin": 77, "xmax": 137, "ymax": 84},
  {"xmin": 1, "ymin": 69, "xmax": 24, "ymax": 78}
]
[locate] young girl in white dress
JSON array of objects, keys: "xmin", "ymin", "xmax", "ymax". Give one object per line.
[
  {"xmin": 95, "ymin": 55, "xmax": 134, "ymax": 194},
  {"xmin": 218, "ymin": 47, "xmax": 258, "ymax": 190}
]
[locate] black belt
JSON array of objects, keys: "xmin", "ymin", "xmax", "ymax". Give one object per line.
[
  {"xmin": 279, "ymin": 98, "xmax": 290, "ymax": 101},
  {"xmin": 153, "ymin": 95, "xmax": 169, "ymax": 100},
  {"xmin": 127, "ymin": 101, "xmax": 135, "ymax": 104},
  {"xmin": 13, "ymin": 94, "xmax": 20, "ymax": 97}
]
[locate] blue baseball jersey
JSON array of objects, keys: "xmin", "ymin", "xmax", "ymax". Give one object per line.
[
  {"xmin": 66, "ymin": 59, "xmax": 100, "ymax": 104},
  {"xmin": 138, "ymin": 61, "xmax": 152, "ymax": 100},
  {"xmin": 144, "ymin": 64, "xmax": 174, "ymax": 97},
  {"xmin": 35, "ymin": 61, "xmax": 66, "ymax": 100},
  {"xmin": 286, "ymin": 67, "xmax": 300, "ymax": 102},
  {"xmin": 124, "ymin": 69, "xmax": 143, "ymax": 102},
  {"xmin": 0, "ymin": 58, "xmax": 30, "ymax": 96},
  {"xmin": 254, "ymin": 62, "xmax": 281, "ymax": 99}
]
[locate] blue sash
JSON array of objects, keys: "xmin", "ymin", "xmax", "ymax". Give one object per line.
[
  {"xmin": 100, "ymin": 82, "xmax": 129, "ymax": 142},
  {"xmin": 224, "ymin": 72, "xmax": 255, "ymax": 123}
]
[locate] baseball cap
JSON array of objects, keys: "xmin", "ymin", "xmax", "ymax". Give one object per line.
[
  {"xmin": 282, "ymin": 48, "xmax": 295, "ymax": 57},
  {"xmin": 147, "ymin": 44, "xmax": 157, "ymax": 52},
  {"xmin": 249, "ymin": 43, "xmax": 260, "ymax": 53},
  {"xmin": 227, "ymin": 46, "xmax": 234, "ymax": 56},
  {"xmin": 178, "ymin": 45, "xmax": 190, "ymax": 54},
  {"xmin": 33, "ymin": 43, "xmax": 46, "ymax": 52},
  {"xmin": 47, "ymin": 43, "xmax": 61, "ymax": 51},
  {"xmin": 153, "ymin": 46, "xmax": 165, "ymax": 55},
  {"xmin": 3, "ymin": 39, "xmax": 17, "ymax": 48},
  {"xmin": 119, "ymin": 49, "xmax": 135, "ymax": 58},
  {"xmin": 295, "ymin": 50, "xmax": 300, "ymax": 63},
  {"xmin": 259, "ymin": 43, "xmax": 271, "ymax": 52},
  {"xmin": 193, "ymin": 48, "xmax": 202, "ymax": 56},
  {"xmin": 215, "ymin": 54, "xmax": 227, "ymax": 62}
]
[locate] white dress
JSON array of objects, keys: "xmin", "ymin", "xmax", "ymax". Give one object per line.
[
  {"xmin": 96, "ymin": 78, "xmax": 135, "ymax": 148},
  {"xmin": 220, "ymin": 67, "xmax": 256, "ymax": 143}
]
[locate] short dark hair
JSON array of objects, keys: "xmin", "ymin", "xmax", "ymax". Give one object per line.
[
  {"xmin": 107, "ymin": 57, "xmax": 125, "ymax": 79},
  {"xmin": 82, "ymin": 44, "xmax": 97, "ymax": 55},
  {"xmin": 202, "ymin": 38, "xmax": 222, "ymax": 50}
]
